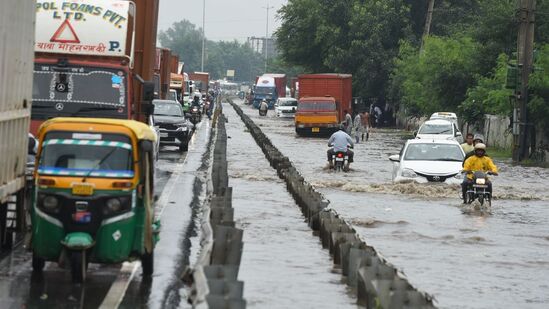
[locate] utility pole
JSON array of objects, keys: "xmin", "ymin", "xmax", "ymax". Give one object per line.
[
  {"xmin": 514, "ymin": 0, "xmax": 536, "ymax": 161},
  {"xmin": 263, "ymin": 3, "xmax": 274, "ymax": 73},
  {"xmin": 420, "ymin": 0, "xmax": 435, "ymax": 53},
  {"xmin": 201, "ymin": 0, "xmax": 206, "ymax": 71}
]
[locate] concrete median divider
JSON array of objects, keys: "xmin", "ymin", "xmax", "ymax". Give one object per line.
[
  {"xmin": 229, "ymin": 101, "xmax": 436, "ymax": 308},
  {"xmin": 186, "ymin": 103, "xmax": 246, "ymax": 309}
]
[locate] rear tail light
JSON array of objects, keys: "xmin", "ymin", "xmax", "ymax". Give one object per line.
[{"xmin": 337, "ymin": 153, "xmax": 344, "ymax": 158}]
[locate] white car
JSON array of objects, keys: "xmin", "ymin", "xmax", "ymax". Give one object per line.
[
  {"xmin": 430, "ymin": 112, "xmax": 458, "ymax": 127},
  {"xmin": 275, "ymin": 97, "xmax": 298, "ymax": 118},
  {"xmin": 416, "ymin": 119, "xmax": 463, "ymax": 143},
  {"xmin": 389, "ymin": 139, "xmax": 465, "ymax": 184}
]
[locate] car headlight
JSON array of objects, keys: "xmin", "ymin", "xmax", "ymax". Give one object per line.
[
  {"xmin": 176, "ymin": 125, "xmax": 188, "ymax": 132},
  {"xmin": 42, "ymin": 195, "xmax": 60, "ymax": 212},
  {"xmin": 401, "ymin": 168, "xmax": 418, "ymax": 178}
]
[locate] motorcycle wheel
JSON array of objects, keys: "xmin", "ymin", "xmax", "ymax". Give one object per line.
[{"xmin": 478, "ymin": 195, "xmax": 484, "ymax": 206}]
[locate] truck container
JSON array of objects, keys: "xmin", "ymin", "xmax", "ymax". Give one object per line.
[
  {"xmin": 0, "ymin": 0, "xmax": 35, "ymax": 249},
  {"xmin": 189, "ymin": 72, "xmax": 210, "ymax": 94},
  {"xmin": 295, "ymin": 74, "xmax": 352, "ymax": 136},
  {"xmin": 290, "ymin": 77, "xmax": 299, "ymax": 98},
  {"xmin": 253, "ymin": 73, "xmax": 286, "ymax": 108},
  {"xmin": 170, "ymin": 55, "xmax": 180, "ymax": 74},
  {"xmin": 31, "ymin": 0, "xmax": 158, "ymax": 133}
]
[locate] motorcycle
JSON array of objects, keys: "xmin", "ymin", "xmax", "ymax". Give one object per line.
[
  {"xmin": 465, "ymin": 171, "xmax": 494, "ymax": 206},
  {"xmin": 203, "ymin": 100, "xmax": 211, "ymax": 119},
  {"xmin": 331, "ymin": 151, "xmax": 350, "ymax": 172},
  {"xmin": 190, "ymin": 105, "xmax": 202, "ymax": 124}
]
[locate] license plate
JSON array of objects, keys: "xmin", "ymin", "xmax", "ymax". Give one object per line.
[
  {"xmin": 312, "ymin": 127, "xmax": 320, "ymax": 133},
  {"xmin": 335, "ymin": 157, "xmax": 344, "ymax": 162},
  {"xmin": 160, "ymin": 132, "xmax": 168, "ymax": 137},
  {"xmin": 473, "ymin": 184, "xmax": 488, "ymax": 188},
  {"xmin": 72, "ymin": 183, "xmax": 94, "ymax": 196}
]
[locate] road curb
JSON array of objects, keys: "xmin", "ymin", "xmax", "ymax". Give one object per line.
[
  {"xmin": 186, "ymin": 103, "xmax": 246, "ymax": 309},
  {"xmin": 230, "ymin": 101, "xmax": 436, "ymax": 309}
]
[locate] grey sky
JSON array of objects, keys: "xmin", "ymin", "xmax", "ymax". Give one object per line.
[{"xmin": 158, "ymin": 0, "xmax": 288, "ymax": 42}]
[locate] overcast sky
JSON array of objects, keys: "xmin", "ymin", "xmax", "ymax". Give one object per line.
[{"xmin": 158, "ymin": 0, "xmax": 288, "ymax": 42}]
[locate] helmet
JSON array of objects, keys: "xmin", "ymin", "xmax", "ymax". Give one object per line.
[
  {"xmin": 194, "ymin": 93, "xmax": 201, "ymax": 99},
  {"xmin": 262, "ymin": 99, "xmax": 267, "ymax": 102},
  {"xmin": 473, "ymin": 134, "xmax": 484, "ymax": 143},
  {"xmin": 474, "ymin": 143, "xmax": 486, "ymax": 150}
]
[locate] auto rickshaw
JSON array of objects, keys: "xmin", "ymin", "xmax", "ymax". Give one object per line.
[{"xmin": 31, "ymin": 118, "xmax": 159, "ymax": 282}]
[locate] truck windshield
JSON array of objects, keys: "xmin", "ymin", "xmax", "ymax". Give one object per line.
[
  {"xmin": 255, "ymin": 87, "xmax": 275, "ymax": 95},
  {"xmin": 38, "ymin": 133, "xmax": 134, "ymax": 178},
  {"xmin": 298, "ymin": 101, "xmax": 336, "ymax": 111},
  {"xmin": 32, "ymin": 63, "xmax": 128, "ymax": 120}
]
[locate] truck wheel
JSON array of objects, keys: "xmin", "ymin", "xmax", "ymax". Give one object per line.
[
  {"xmin": 141, "ymin": 250, "xmax": 154, "ymax": 277},
  {"xmin": 32, "ymin": 253, "xmax": 45, "ymax": 272},
  {"xmin": 70, "ymin": 251, "xmax": 86, "ymax": 283}
]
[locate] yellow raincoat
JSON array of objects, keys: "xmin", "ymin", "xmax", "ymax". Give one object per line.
[{"xmin": 463, "ymin": 155, "xmax": 498, "ymax": 180}]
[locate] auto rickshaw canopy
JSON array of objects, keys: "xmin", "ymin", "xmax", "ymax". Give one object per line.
[{"xmin": 38, "ymin": 118, "xmax": 157, "ymax": 142}]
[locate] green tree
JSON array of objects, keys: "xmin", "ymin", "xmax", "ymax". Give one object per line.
[
  {"xmin": 390, "ymin": 36, "xmax": 481, "ymax": 115},
  {"xmin": 158, "ymin": 20, "xmax": 203, "ymax": 73}
]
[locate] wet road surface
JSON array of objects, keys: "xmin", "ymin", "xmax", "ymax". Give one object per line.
[
  {"xmin": 224, "ymin": 103, "xmax": 356, "ymax": 308},
  {"xmin": 235, "ymin": 99, "xmax": 549, "ymax": 308},
  {"xmin": 0, "ymin": 120, "xmax": 210, "ymax": 309}
]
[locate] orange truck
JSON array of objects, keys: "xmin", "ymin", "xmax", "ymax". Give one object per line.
[
  {"xmin": 189, "ymin": 72, "xmax": 210, "ymax": 94},
  {"xmin": 31, "ymin": 0, "xmax": 159, "ymax": 133},
  {"xmin": 295, "ymin": 74, "xmax": 352, "ymax": 136}
]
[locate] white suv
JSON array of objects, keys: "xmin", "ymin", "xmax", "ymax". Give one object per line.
[{"xmin": 416, "ymin": 119, "xmax": 463, "ymax": 143}]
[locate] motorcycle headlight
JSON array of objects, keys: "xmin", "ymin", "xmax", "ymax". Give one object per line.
[
  {"xmin": 42, "ymin": 195, "xmax": 60, "ymax": 212},
  {"xmin": 476, "ymin": 178, "xmax": 486, "ymax": 185},
  {"xmin": 401, "ymin": 168, "xmax": 418, "ymax": 178}
]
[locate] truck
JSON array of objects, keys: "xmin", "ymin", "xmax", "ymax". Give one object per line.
[
  {"xmin": 295, "ymin": 74, "xmax": 352, "ymax": 136},
  {"xmin": 0, "ymin": 0, "xmax": 35, "ymax": 250},
  {"xmin": 253, "ymin": 73, "xmax": 287, "ymax": 109},
  {"xmin": 153, "ymin": 48, "xmax": 172, "ymax": 99},
  {"xmin": 189, "ymin": 72, "xmax": 210, "ymax": 94},
  {"xmin": 31, "ymin": 0, "xmax": 158, "ymax": 134}
]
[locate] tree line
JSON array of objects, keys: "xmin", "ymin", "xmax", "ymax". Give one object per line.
[{"xmin": 275, "ymin": 0, "xmax": 549, "ymax": 137}]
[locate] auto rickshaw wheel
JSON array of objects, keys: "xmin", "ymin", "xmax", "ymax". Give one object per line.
[
  {"xmin": 32, "ymin": 253, "xmax": 45, "ymax": 272},
  {"xmin": 70, "ymin": 251, "xmax": 86, "ymax": 283},
  {"xmin": 141, "ymin": 250, "xmax": 154, "ymax": 277}
]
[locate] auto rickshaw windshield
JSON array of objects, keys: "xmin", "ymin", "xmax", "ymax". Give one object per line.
[{"xmin": 38, "ymin": 133, "xmax": 134, "ymax": 178}]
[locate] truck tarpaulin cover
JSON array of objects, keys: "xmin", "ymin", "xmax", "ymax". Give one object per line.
[{"xmin": 35, "ymin": 0, "xmax": 131, "ymax": 57}]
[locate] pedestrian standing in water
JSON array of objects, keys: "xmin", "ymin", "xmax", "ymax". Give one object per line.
[
  {"xmin": 353, "ymin": 112, "xmax": 363, "ymax": 143},
  {"xmin": 361, "ymin": 111, "xmax": 371, "ymax": 141},
  {"xmin": 343, "ymin": 110, "xmax": 353, "ymax": 134}
]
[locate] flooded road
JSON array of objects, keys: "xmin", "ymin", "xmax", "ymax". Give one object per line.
[
  {"xmin": 224, "ymin": 103, "xmax": 356, "ymax": 308},
  {"xmin": 234, "ymin": 99, "xmax": 549, "ymax": 308},
  {"xmin": 0, "ymin": 121, "xmax": 211, "ymax": 309}
]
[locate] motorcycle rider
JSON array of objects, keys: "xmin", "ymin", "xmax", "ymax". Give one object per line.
[
  {"xmin": 191, "ymin": 92, "xmax": 202, "ymax": 108},
  {"xmin": 259, "ymin": 99, "xmax": 269, "ymax": 116},
  {"xmin": 462, "ymin": 143, "xmax": 499, "ymax": 203},
  {"xmin": 463, "ymin": 134, "xmax": 487, "ymax": 166},
  {"xmin": 460, "ymin": 133, "xmax": 475, "ymax": 153},
  {"xmin": 327, "ymin": 124, "xmax": 354, "ymax": 169}
]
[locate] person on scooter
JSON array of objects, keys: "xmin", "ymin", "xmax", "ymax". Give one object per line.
[
  {"xmin": 327, "ymin": 124, "xmax": 354, "ymax": 168},
  {"xmin": 259, "ymin": 99, "xmax": 269, "ymax": 116},
  {"xmin": 191, "ymin": 92, "xmax": 202, "ymax": 108},
  {"xmin": 462, "ymin": 143, "xmax": 499, "ymax": 203}
]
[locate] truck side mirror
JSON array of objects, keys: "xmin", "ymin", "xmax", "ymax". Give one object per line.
[{"xmin": 142, "ymin": 81, "xmax": 155, "ymax": 102}]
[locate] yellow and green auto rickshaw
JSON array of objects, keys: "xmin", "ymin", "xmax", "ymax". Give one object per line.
[{"xmin": 31, "ymin": 118, "xmax": 159, "ymax": 282}]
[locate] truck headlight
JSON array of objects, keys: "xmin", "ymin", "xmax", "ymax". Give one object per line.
[{"xmin": 401, "ymin": 168, "xmax": 418, "ymax": 178}]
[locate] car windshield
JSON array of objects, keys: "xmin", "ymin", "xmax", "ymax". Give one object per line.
[
  {"xmin": 255, "ymin": 87, "xmax": 275, "ymax": 95},
  {"xmin": 154, "ymin": 102, "xmax": 183, "ymax": 117},
  {"xmin": 279, "ymin": 100, "xmax": 297, "ymax": 107},
  {"xmin": 404, "ymin": 143, "xmax": 464, "ymax": 161},
  {"xmin": 38, "ymin": 133, "xmax": 134, "ymax": 178},
  {"xmin": 418, "ymin": 123, "xmax": 453, "ymax": 134},
  {"xmin": 32, "ymin": 63, "xmax": 127, "ymax": 120},
  {"xmin": 298, "ymin": 101, "xmax": 336, "ymax": 111}
]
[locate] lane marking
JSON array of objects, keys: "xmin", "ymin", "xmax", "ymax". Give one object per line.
[{"xmin": 98, "ymin": 261, "xmax": 139, "ymax": 309}]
